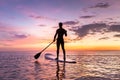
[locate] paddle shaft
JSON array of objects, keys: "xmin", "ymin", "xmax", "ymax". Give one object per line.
[
  {"xmin": 34, "ymin": 41, "xmax": 54, "ymax": 59},
  {"xmin": 40, "ymin": 41, "xmax": 54, "ymax": 53}
]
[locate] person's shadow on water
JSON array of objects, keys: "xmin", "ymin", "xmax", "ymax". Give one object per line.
[{"xmin": 56, "ymin": 61, "xmax": 66, "ymax": 80}]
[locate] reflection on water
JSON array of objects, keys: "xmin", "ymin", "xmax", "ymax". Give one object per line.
[
  {"xmin": 56, "ymin": 61, "xmax": 66, "ymax": 80},
  {"xmin": 34, "ymin": 59, "xmax": 66, "ymax": 80},
  {"xmin": 0, "ymin": 51, "xmax": 120, "ymax": 80}
]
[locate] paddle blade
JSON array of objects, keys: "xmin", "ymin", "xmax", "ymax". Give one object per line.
[{"xmin": 34, "ymin": 52, "xmax": 41, "ymax": 59}]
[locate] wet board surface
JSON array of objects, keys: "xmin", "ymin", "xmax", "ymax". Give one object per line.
[{"xmin": 45, "ymin": 53, "xmax": 76, "ymax": 63}]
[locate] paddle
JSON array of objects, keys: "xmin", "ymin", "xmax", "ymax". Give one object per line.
[{"xmin": 34, "ymin": 41, "xmax": 54, "ymax": 59}]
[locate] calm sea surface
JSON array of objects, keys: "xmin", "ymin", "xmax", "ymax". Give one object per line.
[{"xmin": 0, "ymin": 51, "xmax": 120, "ymax": 80}]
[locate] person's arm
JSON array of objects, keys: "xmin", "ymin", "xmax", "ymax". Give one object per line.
[
  {"xmin": 65, "ymin": 30, "xmax": 67, "ymax": 36},
  {"xmin": 53, "ymin": 30, "xmax": 57, "ymax": 42}
]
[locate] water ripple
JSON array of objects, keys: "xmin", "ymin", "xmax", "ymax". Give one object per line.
[{"xmin": 0, "ymin": 52, "xmax": 120, "ymax": 80}]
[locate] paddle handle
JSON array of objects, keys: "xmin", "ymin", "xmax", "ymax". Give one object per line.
[{"xmin": 40, "ymin": 41, "xmax": 54, "ymax": 53}]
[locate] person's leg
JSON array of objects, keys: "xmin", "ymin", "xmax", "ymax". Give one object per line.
[
  {"xmin": 56, "ymin": 40, "xmax": 60, "ymax": 60},
  {"xmin": 61, "ymin": 41, "xmax": 66, "ymax": 61}
]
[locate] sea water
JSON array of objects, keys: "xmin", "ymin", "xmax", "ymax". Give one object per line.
[{"xmin": 0, "ymin": 51, "xmax": 120, "ymax": 80}]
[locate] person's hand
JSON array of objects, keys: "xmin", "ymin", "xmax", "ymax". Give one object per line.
[{"xmin": 53, "ymin": 39, "xmax": 55, "ymax": 42}]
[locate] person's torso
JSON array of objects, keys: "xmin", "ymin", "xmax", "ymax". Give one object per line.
[{"xmin": 57, "ymin": 28, "xmax": 66, "ymax": 39}]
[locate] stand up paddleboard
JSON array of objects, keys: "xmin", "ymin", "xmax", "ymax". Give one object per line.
[{"xmin": 45, "ymin": 53, "xmax": 76, "ymax": 63}]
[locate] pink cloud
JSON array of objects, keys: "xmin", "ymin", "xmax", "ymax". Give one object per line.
[
  {"xmin": 16, "ymin": 5, "xmax": 57, "ymax": 21},
  {"xmin": 0, "ymin": 22, "xmax": 30, "ymax": 42},
  {"xmin": 90, "ymin": 2, "xmax": 110, "ymax": 8},
  {"xmin": 11, "ymin": 33, "xmax": 29, "ymax": 39},
  {"xmin": 29, "ymin": 14, "xmax": 57, "ymax": 21}
]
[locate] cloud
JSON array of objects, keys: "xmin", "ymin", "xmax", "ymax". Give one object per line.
[
  {"xmin": 109, "ymin": 22, "xmax": 119, "ymax": 24},
  {"xmin": 81, "ymin": 2, "xmax": 111, "ymax": 13},
  {"xmin": 80, "ymin": 15, "xmax": 95, "ymax": 19},
  {"xmin": 114, "ymin": 34, "xmax": 120, "ymax": 38},
  {"xmin": 29, "ymin": 15, "xmax": 57, "ymax": 21},
  {"xmin": 0, "ymin": 22, "xmax": 29, "ymax": 41},
  {"xmin": 109, "ymin": 25, "xmax": 120, "ymax": 32},
  {"xmin": 0, "ymin": 31, "xmax": 29, "ymax": 41},
  {"xmin": 13, "ymin": 33, "xmax": 28, "ymax": 39},
  {"xmin": 18, "ymin": 6, "xmax": 57, "ymax": 21},
  {"xmin": 69, "ymin": 21, "xmax": 120, "ymax": 40},
  {"xmin": 90, "ymin": 2, "xmax": 110, "ymax": 8},
  {"xmin": 72, "ymin": 23, "xmax": 108, "ymax": 38},
  {"xmin": 38, "ymin": 24, "xmax": 46, "ymax": 27},
  {"xmin": 63, "ymin": 21, "xmax": 79, "ymax": 25},
  {"xmin": 99, "ymin": 37, "xmax": 109, "ymax": 40}
]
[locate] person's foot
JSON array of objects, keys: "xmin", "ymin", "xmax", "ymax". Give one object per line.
[
  {"xmin": 64, "ymin": 57, "xmax": 66, "ymax": 61},
  {"xmin": 64, "ymin": 59, "xmax": 66, "ymax": 62},
  {"xmin": 55, "ymin": 58, "xmax": 58, "ymax": 60}
]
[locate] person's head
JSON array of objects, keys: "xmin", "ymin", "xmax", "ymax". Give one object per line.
[{"xmin": 59, "ymin": 22, "xmax": 63, "ymax": 28}]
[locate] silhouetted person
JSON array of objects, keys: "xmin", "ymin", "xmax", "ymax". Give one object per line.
[{"xmin": 53, "ymin": 22, "xmax": 67, "ymax": 61}]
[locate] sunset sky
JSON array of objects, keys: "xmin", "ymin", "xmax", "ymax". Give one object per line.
[{"xmin": 0, "ymin": 0, "xmax": 120, "ymax": 51}]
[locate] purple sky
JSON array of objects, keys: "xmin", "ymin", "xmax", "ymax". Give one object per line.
[{"xmin": 0, "ymin": 0, "xmax": 120, "ymax": 50}]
